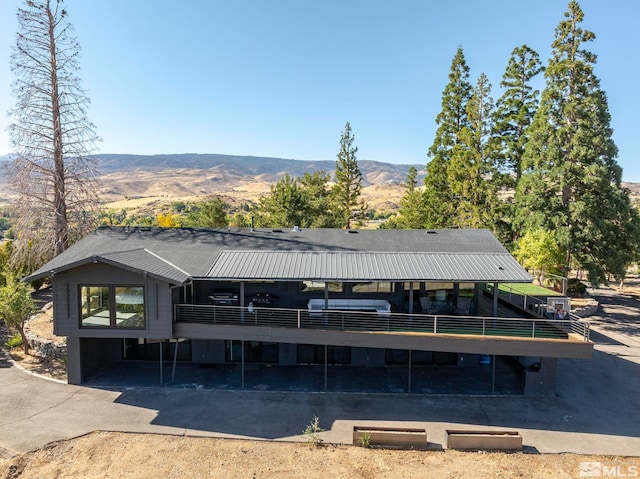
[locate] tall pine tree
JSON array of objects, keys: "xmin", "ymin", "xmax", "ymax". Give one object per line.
[
  {"xmin": 448, "ymin": 73, "xmax": 501, "ymax": 228},
  {"xmin": 332, "ymin": 122, "xmax": 367, "ymax": 229},
  {"xmin": 494, "ymin": 45, "xmax": 544, "ymax": 183},
  {"xmin": 395, "ymin": 166, "xmax": 426, "ymax": 228},
  {"xmin": 424, "ymin": 46, "xmax": 472, "ymax": 227},
  {"xmin": 514, "ymin": 1, "xmax": 639, "ymax": 285}
]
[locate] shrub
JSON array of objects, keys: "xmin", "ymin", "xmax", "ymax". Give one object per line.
[
  {"xmin": 4, "ymin": 334, "xmax": 23, "ymax": 350},
  {"xmin": 567, "ymin": 278, "xmax": 587, "ymax": 296},
  {"xmin": 303, "ymin": 415, "xmax": 324, "ymax": 447}
]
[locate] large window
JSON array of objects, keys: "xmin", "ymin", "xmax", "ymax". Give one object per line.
[
  {"xmin": 297, "ymin": 344, "xmax": 351, "ymax": 365},
  {"xmin": 80, "ymin": 285, "xmax": 145, "ymax": 329},
  {"xmin": 351, "ymin": 282, "xmax": 392, "ymax": 293},
  {"xmin": 300, "ymin": 281, "xmax": 343, "ymax": 293},
  {"xmin": 225, "ymin": 340, "xmax": 279, "ymax": 363}
]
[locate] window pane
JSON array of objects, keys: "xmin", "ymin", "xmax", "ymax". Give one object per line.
[
  {"xmin": 300, "ymin": 281, "xmax": 343, "ymax": 292},
  {"xmin": 115, "ymin": 287, "xmax": 145, "ymax": 328},
  {"xmin": 352, "ymin": 282, "xmax": 392, "ymax": 293},
  {"xmin": 81, "ymin": 286, "xmax": 110, "ymax": 327}
]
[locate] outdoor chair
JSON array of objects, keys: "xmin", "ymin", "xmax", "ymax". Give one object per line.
[
  {"xmin": 419, "ymin": 296, "xmax": 438, "ymax": 313},
  {"xmin": 455, "ymin": 297, "xmax": 472, "ymax": 315}
]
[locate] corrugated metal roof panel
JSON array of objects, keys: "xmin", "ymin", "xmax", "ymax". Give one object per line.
[{"xmin": 207, "ymin": 251, "xmax": 532, "ymax": 282}]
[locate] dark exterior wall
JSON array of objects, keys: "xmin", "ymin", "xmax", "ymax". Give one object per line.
[
  {"xmin": 191, "ymin": 339, "xmax": 226, "ymax": 363},
  {"xmin": 352, "ymin": 347, "xmax": 385, "ymax": 367},
  {"xmin": 53, "ymin": 262, "xmax": 173, "ymax": 339},
  {"xmin": 80, "ymin": 337, "xmax": 122, "ymax": 383}
]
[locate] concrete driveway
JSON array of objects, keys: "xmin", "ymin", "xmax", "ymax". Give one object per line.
[{"xmin": 1, "ymin": 284, "xmax": 639, "ymax": 458}]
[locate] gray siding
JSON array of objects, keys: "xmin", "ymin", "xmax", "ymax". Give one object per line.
[{"xmin": 53, "ymin": 262, "xmax": 173, "ymax": 339}]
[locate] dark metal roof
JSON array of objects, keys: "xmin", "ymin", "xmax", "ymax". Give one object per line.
[
  {"xmin": 208, "ymin": 251, "xmax": 532, "ymax": 282},
  {"xmin": 24, "ymin": 226, "xmax": 531, "ymax": 284}
]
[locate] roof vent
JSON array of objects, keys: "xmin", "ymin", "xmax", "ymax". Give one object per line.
[
  {"xmin": 272, "ymin": 229, "xmax": 283, "ymax": 233},
  {"xmin": 347, "ymin": 229, "xmax": 359, "ymax": 234},
  {"xmin": 292, "ymin": 225, "xmax": 301, "ymax": 232},
  {"xmin": 426, "ymin": 230, "xmax": 437, "ymax": 234}
]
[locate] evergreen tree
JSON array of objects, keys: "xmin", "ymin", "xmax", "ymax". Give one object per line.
[
  {"xmin": 494, "ymin": 45, "xmax": 543, "ymax": 183},
  {"xmin": 331, "ymin": 122, "xmax": 367, "ymax": 229},
  {"xmin": 395, "ymin": 166, "xmax": 426, "ymax": 228},
  {"xmin": 514, "ymin": 1, "xmax": 640, "ymax": 285},
  {"xmin": 255, "ymin": 174, "xmax": 308, "ymax": 228},
  {"xmin": 448, "ymin": 73, "xmax": 501, "ymax": 228},
  {"xmin": 299, "ymin": 171, "xmax": 339, "ymax": 227},
  {"xmin": 424, "ymin": 46, "xmax": 472, "ymax": 227}
]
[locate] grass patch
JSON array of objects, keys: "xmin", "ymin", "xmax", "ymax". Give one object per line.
[{"xmin": 498, "ymin": 283, "xmax": 562, "ymax": 297}]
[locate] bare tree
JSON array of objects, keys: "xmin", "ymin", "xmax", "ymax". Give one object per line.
[{"xmin": 8, "ymin": 0, "xmax": 100, "ymax": 270}]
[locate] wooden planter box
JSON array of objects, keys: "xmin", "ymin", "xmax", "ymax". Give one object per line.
[
  {"xmin": 353, "ymin": 426, "xmax": 427, "ymax": 449},
  {"xmin": 446, "ymin": 430, "xmax": 522, "ymax": 451}
]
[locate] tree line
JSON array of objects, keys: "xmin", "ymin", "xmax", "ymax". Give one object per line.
[{"xmin": 384, "ymin": 1, "xmax": 639, "ymax": 286}]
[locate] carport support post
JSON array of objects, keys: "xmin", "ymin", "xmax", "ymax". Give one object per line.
[
  {"xmin": 324, "ymin": 345, "xmax": 328, "ymax": 392},
  {"xmin": 241, "ymin": 340, "xmax": 245, "ymax": 389},
  {"xmin": 492, "ymin": 354, "xmax": 496, "ymax": 394},
  {"xmin": 171, "ymin": 340, "xmax": 179, "ymax": 382},
  {"xmin": 159, "ymin": 340, "xmax": 163, "ymax": 386},
  {"xmin": 408, "ymin": 349, "xmax": 412, "ymax": 393},
  {"xmin": 493, "ymin": 282, "xmax": 499, "ymax": 317}
]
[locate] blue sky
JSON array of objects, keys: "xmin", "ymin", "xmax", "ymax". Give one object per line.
[{"xmin": 0, "ymin": 1, "xmax": 638, "ymax": 180}]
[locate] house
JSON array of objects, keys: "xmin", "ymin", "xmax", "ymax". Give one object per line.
[{"xmin": 25, "ymin": 226, "xmax": 593, "ymax": 396}]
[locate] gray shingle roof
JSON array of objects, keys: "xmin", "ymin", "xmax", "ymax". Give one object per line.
[{"xmin": 24, "ymin": 226, "xmax": 531, "ymax": 284}]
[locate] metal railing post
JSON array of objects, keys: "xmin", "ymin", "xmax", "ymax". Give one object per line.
[
  {"xmin": 297, "ymin": 309, "xmax": 301, "ymax": 329},
  {"xmin": 434, "ymin": 316, "xmax": 437, "ymax": 334},
  {"xmin": 482, "ymin": 317, "xmax": 486, "ymax": 336},
  {"xmin": 531, "ymin": 319, "xmax": 535, "ymax": 338}
]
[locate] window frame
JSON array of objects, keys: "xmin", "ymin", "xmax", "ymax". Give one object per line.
[{"xmin": 79, "ymin": 284, "xmax": 146, "ymax": 330}]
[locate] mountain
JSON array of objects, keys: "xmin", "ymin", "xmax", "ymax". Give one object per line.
[{"xmin": 94, "ymin": 153, "xmax": 422, "ymax": 185}]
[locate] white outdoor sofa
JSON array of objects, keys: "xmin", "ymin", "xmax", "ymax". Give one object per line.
[{"xmin": 308, "ymin": 298, "xmax": 391, "ymax": 316}]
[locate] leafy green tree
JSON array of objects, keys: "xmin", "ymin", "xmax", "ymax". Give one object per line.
[
  {"xmin": 448, "ymin": 73, "xmax": 502, "ymax": 228},
  {"xmin": 424, "ymin": 46, "xmax": 472, "ymax": 227},
  {"xmin": 0, "ymin": 271, "xmax": 38, "ymax": 354},
  {"xmin": 514, "ymin": 0, "xmax": 640, "ymax": 285},
  {"xmin": 494, "ymin": 45, "xmax": 543, "ymax": 183},
  {"xmin": 187, "ymin": 198, "xmax": 229, "ymax": 228},
  {"xmin": 331, "ymin": 122, "xmax": 367, "ymax": 228},
  {"xmin": 513, "ymin": 228, "xmax": 564, "ymax": 284}
]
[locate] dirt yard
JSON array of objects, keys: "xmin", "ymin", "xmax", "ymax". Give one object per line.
[
  {"xmin": 2, "ymin": 431, "xmax": 636, "ymax": 479},
  {"xmin": 1, "ymin": 283, "xmax": 638, "ymax": 478}
]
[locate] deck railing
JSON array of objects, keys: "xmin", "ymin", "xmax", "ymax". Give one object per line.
[{"xmin": 174, "ymin": 304, "xmax": 591, "ymax": 342}]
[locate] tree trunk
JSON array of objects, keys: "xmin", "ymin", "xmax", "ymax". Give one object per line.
[
  {"xmin": 19, "ymin": 323, "xmax": 29, "ymax": 355},
  {"xmin": 48, "ymin": 1, "xmax": 68, "ymax": 255}
]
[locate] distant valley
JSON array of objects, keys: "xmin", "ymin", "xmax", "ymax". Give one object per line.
[
  {"xmin": 0, "ymin": 153, "xmax": 425, "ymax": 214},
  {"xmin": 0, "ymin": 153, "xmax": 638, "ymax": 217}
]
